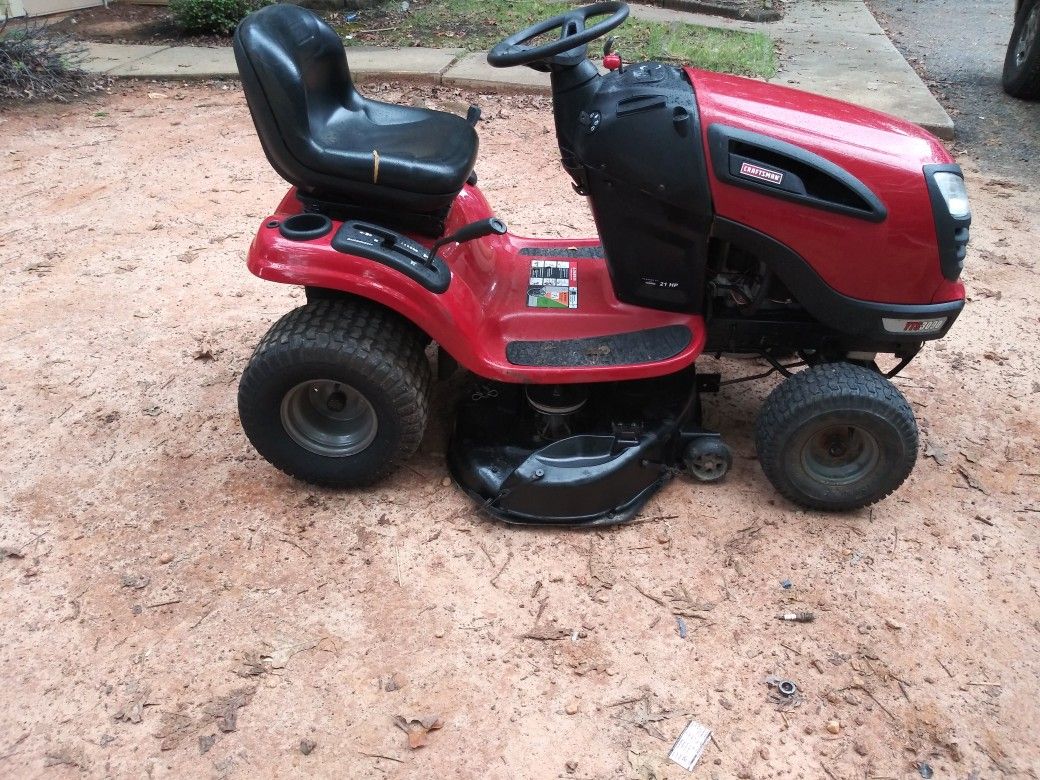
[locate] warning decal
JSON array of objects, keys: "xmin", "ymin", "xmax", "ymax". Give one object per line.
[{"xmin": 527, "ymin": 259, "xmax": 578, "ymax": 309}]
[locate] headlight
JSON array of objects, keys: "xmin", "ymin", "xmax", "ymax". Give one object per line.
[
  {"xmin": 932, "ymin": 171, "xmax": 971, "ymax": 219},
  {"xmin": 924, "ymin": 165, "xmax": 971, "ymax": 282}
]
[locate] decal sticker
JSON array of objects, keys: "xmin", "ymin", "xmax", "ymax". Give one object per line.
[
  {"xmin": 739, "ymin": 161, "xmax": 785, "ymax": 186},
  {"xmin": 882, "ymin": 317, "xmax": 946, "ymax": 334},
  {"xmin": 527, "ymin": 260, "xmax": 578, "ymax": 309},
  {"xmin": 642, "ymin": 277, "xmax": 680, "ymax": 290}
]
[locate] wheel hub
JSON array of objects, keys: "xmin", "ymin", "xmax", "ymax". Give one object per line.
[
  {"xmin": 280, "ymin": 380, "xmax": 378, "ymax": 457},
  {"xmin": 800, "ymin": 424, "xmax": 881, "ymax": 487}
]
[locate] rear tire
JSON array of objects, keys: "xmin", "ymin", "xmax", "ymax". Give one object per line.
[
  {"xmin": 755, "ymin": 363, "xmax": 918, "ymax": 511},
  {"xmin": 238, "ymin": 299, "xmax": 431, "ymax": 488},
  {"xmin": 1004, "ymin": 0, "xmax": 1040, "ymax": 99}
]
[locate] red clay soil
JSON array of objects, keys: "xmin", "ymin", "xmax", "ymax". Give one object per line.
[{"xmin": 0, "ymin": 81, "xmax": 1038, "ymax": 778}]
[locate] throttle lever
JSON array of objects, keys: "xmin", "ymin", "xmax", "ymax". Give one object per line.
[{"xmin": 427, "ymin": 218, "xmax": 508, "ymax": 264}]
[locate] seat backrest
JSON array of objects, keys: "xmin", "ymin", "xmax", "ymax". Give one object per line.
[{"xmin": 233, "ymin": 4, "xmax": 356, "ymax": 190}]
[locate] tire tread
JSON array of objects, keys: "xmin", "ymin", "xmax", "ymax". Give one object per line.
[
  {"xmin": 755, "ymin": 363, "xmax": 918, "ymax": 511},
  {"xmin": 238, "ymin": 299, "xmax": 430, "ymax": 487}
]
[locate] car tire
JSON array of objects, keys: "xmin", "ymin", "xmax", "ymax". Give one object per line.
[
  {"xmin": 1004, "ymin": 0, "xmax": 1040, "ymax": 99},
  {"xmin": 238, "ymin": 299, "xmax": 431, "ymax": 488}
]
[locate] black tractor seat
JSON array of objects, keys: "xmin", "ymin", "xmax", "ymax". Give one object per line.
[{"xmin": 234, "ymin": 4, "xmax": 479, "ymax": 214}]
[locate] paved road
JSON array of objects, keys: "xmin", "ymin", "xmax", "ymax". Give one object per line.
[{"xmin": 868, "ymin": 0, "xmax": 1040, "ymax": 184}]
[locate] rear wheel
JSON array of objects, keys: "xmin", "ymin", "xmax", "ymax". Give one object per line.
[
  {"xmin": 1004, "ymin": 0, "xmax": 1040, "ymax": 99},
  {"xmin": 238, "ymin": 299, "xmax": 431, "ymax": 487},
  {"xmin": 755, "ymin": 363, "xmax": 918, "ymax": 511}
]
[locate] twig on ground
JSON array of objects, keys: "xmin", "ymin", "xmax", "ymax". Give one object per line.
[
  {"xmin": 490, "ymin": 551, "xmax": 513, "ymax": 588},
  {"xmin": 628, "ymin": 579, "xmax": 665, "ymax": 606}
]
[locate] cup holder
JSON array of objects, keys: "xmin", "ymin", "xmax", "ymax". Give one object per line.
[{"xmin": 279, "ymin": 213, "xmax": 333, "ymax": 241}]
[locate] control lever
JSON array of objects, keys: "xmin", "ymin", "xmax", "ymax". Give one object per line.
[
  {"xmin": 602, "ymin": 35, "xmax": 622, "ymax": 72},
  {"xmin": 427, "ymin": 218, "xmax": 508, "ymax": 263}
]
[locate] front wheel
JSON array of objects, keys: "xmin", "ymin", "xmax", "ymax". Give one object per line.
[
  {"xmin": 238, "ymin": 299, "xmax": 431, "ymax": 488},
  {"xmin": 1004, "ymin": 0, "xmax": 1040, "ymax": 99},
  {"xmin": 754, "ymin": 363, "xmax": 918, "ymax": 511}
]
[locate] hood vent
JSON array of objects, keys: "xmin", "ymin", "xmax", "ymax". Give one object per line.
[{"xmin": 708, "ymin": 125, "xmax": 887, "ymax": 222}]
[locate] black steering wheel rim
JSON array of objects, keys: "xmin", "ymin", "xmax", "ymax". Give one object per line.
[{"xmin": 487, "ymin": 2, "xmax": 630, "ymax": 68}]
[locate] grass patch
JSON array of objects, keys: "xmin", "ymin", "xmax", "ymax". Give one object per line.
[{"xmin": 336, "ymin": 0, "xmax": 776, "ymax": 78}]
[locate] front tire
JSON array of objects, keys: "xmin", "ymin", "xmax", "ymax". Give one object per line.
[
  {"xmin": 238, "ymin": 299, "xmax": 431, "ymax": 488},
  {"xmin": 1004, "ymin": 0, "xmax": 1040, "ymax": 99},
  {"xmin": 755, "ymin": 363, "xmax": 918, "ymax": 511}
]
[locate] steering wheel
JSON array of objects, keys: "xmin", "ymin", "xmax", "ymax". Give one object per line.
[{"xmin": 487, "ymin": 2, "xmax": 630, "ymax": 69}]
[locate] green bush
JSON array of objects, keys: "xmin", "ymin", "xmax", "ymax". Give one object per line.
[{"xmin": 168, "ymin": 0, "xmax": 268, "ymax": 36}]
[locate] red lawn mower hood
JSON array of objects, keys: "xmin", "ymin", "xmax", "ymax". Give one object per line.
[
  {"xmin": 687, "ymin": 68, "xmax": 952, "ymax": 170},
  {"xmin": 687, "ymin": 68, "xmax": 964, "ymax": 306}
]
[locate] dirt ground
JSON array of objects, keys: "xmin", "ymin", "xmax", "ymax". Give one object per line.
[{"xmin": 0, "ymin": 81, "xmax": 1038, "ymax": 779}]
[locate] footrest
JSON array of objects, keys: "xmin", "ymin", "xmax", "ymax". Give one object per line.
[{"xmin": 505, "ymin": 325, "xmax": 691, "ymax": 367}]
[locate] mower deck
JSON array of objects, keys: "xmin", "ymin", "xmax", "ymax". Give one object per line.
[{"xmin": 448, "ymin": 372, "xmax": 700, "ymax": 526}]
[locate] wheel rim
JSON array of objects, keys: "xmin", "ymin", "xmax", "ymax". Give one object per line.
[
  {"xmin": 799, "ymin": 424, "xmax": 881, "ymax": 487},
  {"xmin": 690, "ymin": 454, "xmax": 727, "ymax": 481},
  {"xmin": 280, "ymin": 380, "xmax": 378, "ymax": 457},
  {"xmin": 1016, "ymin": 4, "xmax": 1040, "ymax": 66}
]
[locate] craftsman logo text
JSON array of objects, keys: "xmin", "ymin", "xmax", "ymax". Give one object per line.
[{"xmin": 739, "ymin": 161, "xmax": 784, "ymax": 185}]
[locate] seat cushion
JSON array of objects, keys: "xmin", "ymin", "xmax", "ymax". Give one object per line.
[
  {"xmin": 234, "ymin": 4, "xmax": 478, "ymax": 213},
  {"xmin": 308, "ymin": 98, "xmax": 478, "ymax": 196}
]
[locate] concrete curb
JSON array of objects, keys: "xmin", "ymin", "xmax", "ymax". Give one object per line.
[{"xmin": 77, "ymin": 0, "xmax": 954, "ymax": 138}]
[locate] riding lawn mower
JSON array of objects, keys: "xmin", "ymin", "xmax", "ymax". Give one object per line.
[{"xmin": 230, "ymin": 2, "xmax": 970, "ymax": 525}]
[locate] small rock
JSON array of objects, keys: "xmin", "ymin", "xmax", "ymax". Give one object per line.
[
  {"xmin": 384, "ymin": 673, "xmax": 405, "ymax": 692},
  {"xmin": 854, "ymin": 741, "xmax": 868, "ymax": 756},
  {"xmin": 826, "ymin": 719, "xmax": 841, "ymax": 735},
  {"xmin": 759, "ymin": 746, "xmax": 770, "ymax": 760},
  {"xmin": 564, "ymin": 701, "xmax": 579, "ymax": 715},
  {"xmin": 441, "ymin": 476, "xmax": 451, "ymax": 487},
  {"xmin": 565, "ymin": 760, "xmax": 578, "ymax": 773},
  {"xmin": 158, "ymin": 552, "xmax": 174, "ymax": 565},
  {"xmin": 299, "ymin": 738, "xmax": 317, "ymax": 755},
  {"xmin": 198, "ymin": 734, "xmax": 216, "ymax": 754},
  {"xmin": 434, "ymin": 628, "xmax": 445, "ymax": 638},
  {"xmin": 885, "ymin": 618, "xmax": 903, "ymax": 630},
  {"xmin": 656, "ymin": 534, "xmax": 669, "ymax": 544}
]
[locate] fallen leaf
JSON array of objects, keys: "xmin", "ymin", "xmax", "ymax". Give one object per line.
[
  {"xmin": 393, "ymin": 714, "xmax": 444, "ymax": 749},
  {"xmin": 113, "ymin": 686, "xmax": 151, "ymax": 724},
  {"xmin": 260, "ymin": 635, "xmax": 320, "ymax": 669},
  {"xmin": 204, "ymin": 687, "xmax": 256, "ymax": 733},
  {"xmin": 664, "ymin": 582, "xmax": 714, "ymax": 617},
  {"xmin": 923, "ymin": 441, "xmax": 951, "ymax": 466},
  {"xmin": 956, "ymin": 465, "xmax": 989, "ymax": 494},
  {"xmin": 121, "ymin": 573, "xmax": 150, "ymax": 590},
  {"xmin": 155, "ymin": 712, "xmax": 195, "ymax": 751}
]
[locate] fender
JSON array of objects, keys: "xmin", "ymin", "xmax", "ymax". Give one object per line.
[{"xmin": 247, "ymin": 186, "xmax": 707, "ymax": 384}]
